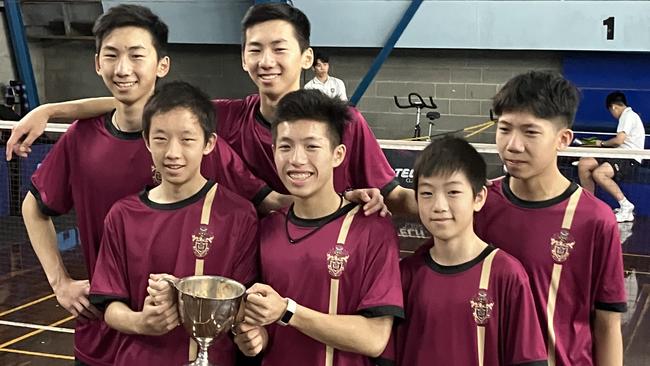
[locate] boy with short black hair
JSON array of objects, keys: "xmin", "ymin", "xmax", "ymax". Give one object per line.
[
  {"xmin": 383, "ymin": 136, "xmax": 546, "ymax": 366},
  {"xmin": 21, "ymin": 6, "xmax": 172, "ymax": 364},
  {"xmin": 89, "ymin": 81, "xmax": 258, "ymax": 365},
  {"xmin": 475, "ymin": 71, "xmax": 626, "ymax": 366},
  {"xmin": 233, "ymin": 89, "xmax": 403, "ymax": 366},
  {"xmin": 21, "ymin": 6, "xmax": 270, "ymax": 365},
  {"xmin": 305, "ymin": 50, "xmax": 348, "ymax": 101}
]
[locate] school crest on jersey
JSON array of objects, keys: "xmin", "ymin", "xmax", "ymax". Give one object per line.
[
  {"xmin": 550, "ymin": 229, "xmax": 575, "ymax": 264},
  {"xmin": 470, "ymin": 290, "xmax": 494, "ymax": 326},
  {"xmin": 192, "ymin": 225, "xmax": 214, "ymax": 258},
  {"xmin": 151, "ymin": 165, "xmax": 162, "ymax": 185},
  {"xmin": 327, "ymin": 244, "xmax": 350, "ymax": 278}
]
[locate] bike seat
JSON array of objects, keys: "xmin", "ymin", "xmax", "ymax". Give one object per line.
[{"xmin": 426, "ymin": 111, "xmax": 441, "ymax": 121}]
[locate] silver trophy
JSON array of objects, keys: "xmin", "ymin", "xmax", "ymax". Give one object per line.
[{"xmin": 165, "ymin": 275, "xmax": 246, "ymax": 366}]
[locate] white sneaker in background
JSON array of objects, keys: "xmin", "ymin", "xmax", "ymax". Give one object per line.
[
  {"xmin": 615, "ymin": 206, "xmax": 634, "ymax": 223},
  {"xmin": 618, "ymin": 221, "xmax": 633, "ymax": 244}
]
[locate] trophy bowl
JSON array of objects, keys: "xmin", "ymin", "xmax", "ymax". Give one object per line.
[{"xmin": 171, "ymin": 275, "xmax": 246, "ymax": 366}]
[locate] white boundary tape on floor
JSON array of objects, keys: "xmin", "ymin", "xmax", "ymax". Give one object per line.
[{"xmin": 0, "ymin": 319, "xmax": 75, "ymax": 334}]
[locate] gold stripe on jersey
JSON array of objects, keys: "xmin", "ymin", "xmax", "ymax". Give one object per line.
[
  {"xmin": 476, "ymin": 249, "xmax": 499, "ymax": 366},
  {"xmin": 326, "ymin": 205, "xmax": 360, "ymax": 366},
  {"xmin": 546, "ymin": 187, "xmax": 582, "ymax": 366},
  {"xmin": 189, "ymin": 183, "xmax": 219, "ymax": 362}
]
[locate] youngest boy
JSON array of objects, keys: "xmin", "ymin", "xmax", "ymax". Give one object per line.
[
  {"xmin": 384, "ymin": 137, "xmax": 547, "ymax": 366},
  {"xmin": 90, "ymin": 82, "xmax": 258, "ymax": 366}
]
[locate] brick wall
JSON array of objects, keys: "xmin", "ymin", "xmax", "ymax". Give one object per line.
[{"xmin": 31, "ymin": 41, "xmax": 561, "ymax": 141}]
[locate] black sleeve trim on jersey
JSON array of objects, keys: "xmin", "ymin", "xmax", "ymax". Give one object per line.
[
  {"xmin": 373, "ymin": 357, "xmax": 395, "ymax": 366},
  {"xmin": 595, "ymin": 301, "xmax": 627, "ymax": 313},
  {"xmin": 89, "ymin": 294, "xmax": 129, "ymax": 312},
  {"xmin": 379, "ymin": 178, "xmax": 401, "ymax": 197},
  {"xmin": 74, "ymin": 359, "xmax": 90, "ymax": 366},
  {"xmin": 251, "ymin": 185, "xmax": 273, "ymax": 208},
  {"xmin": 29, "ymin": 184, "xmax": 62, "ymax": 217},
  {"xmin": 359, "ymin": 305, "xmax": 404, "ymax": 319},
  {"xmin": 513, "ymin": 360, "xmax": 548, "ymax": 366},
  {"xmin": 235, "ymin": 350, "xmax": 263, "ymax": 366}
]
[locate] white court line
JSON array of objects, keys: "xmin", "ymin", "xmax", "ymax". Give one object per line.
[{"xmin": 0, "ymin": 319, "xmax": 74, "ymax": 334}]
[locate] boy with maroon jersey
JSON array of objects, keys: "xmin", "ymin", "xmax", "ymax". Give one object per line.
[
  {"xmin": 382, "ymin": 137, "xmax": 546, "ymax": 366},
  {"xmin": 233, "ymin": 89, "xmax": 403, "ymax": 366},
  {"xmin": 21, "ymin": 6, "xmax": 271, "ymax": 365},
  {"xmin": 7, "ymin": 3, "xmax": 415, "ymax": 216},
  {"xmin": 89, "ymin": 81, "xmax": 258, "ymax": 365},
  {"xmin": 475, "ymin": 71, "xmax": 626, "ymax": 366},
  {"xmin": 21, "ymin": 6, "xmax": 172, "ymax": 365}
]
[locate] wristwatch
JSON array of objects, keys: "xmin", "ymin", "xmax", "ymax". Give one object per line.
[{"xmin": 277, "ymin": 298, "xmax": 297, "ymax": 326}]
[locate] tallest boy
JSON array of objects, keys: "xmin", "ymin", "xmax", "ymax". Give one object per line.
[{"xmin": 7, "ymin": 3, "xmax": 416, "ymax": 214}]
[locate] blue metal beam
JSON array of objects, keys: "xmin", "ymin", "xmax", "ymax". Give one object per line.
[
  {"xmin": 350, "ymin": 0, "xmax": 423, "ymax": 106},
  {"xmin": 3, "ymin": 0, "xmax": 39, "ymax": 110}
]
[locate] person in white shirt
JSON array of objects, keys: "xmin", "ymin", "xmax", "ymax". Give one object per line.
[
  {"xmin": 578, "ymin": 91, "xmax": 646, "ymax": 223},
  {"xmin": 304, "ymin": 51, "xmax": 347, "ymax": 101}
]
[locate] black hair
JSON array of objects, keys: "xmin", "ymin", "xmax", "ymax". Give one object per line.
[
  {"xmin": 605, "ymin": 91, "xmax": 628, "ymax": 109},
  {"xmin": 313, "ymin": 50, "xmax": 330, "ymax": 65},
  {"xmin": 273, "ymin": 89, "xmax": 348, "ymax": 147},
  {"xmin": 241, "ymin": 3, "xmax": 310, "ymax": 51},
  {"xmin": 142, "ymin": 81, "xmax": 215, "ymax": 143},
  {"xmin": 93, "ymin": 4, "xmax": 168, "ymax": 59},
  {"xmin": 413, "ymin": 136, "xmax": 486, "ymax": 197},
  {"xmin": 492, "ymin": 71, "xmax": 580, "ymax": 129}
]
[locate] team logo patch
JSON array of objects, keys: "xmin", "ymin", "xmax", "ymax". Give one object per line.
[
  {"xmin": 470, "ymin": 290, "xmax": 494, "ymax": 326},
  {"xmin": 192, "ymin": 225, "xmax": 214, "ymax": 258},
  {"xmin": 151, "ymin": 165, "xmax": 162, "ymax": 185},
  {"xmin": 330, "ymin": 88, "xmax": 335, "ymax": 94},
  {"xmin": 326, "ymin": 244, "xmax": 350, "ymax": 278},
  {"xmin": 550, "ymin": 229, "xmax": 575, "ymax": 264}
]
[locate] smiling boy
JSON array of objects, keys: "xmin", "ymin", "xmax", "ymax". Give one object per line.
[
  {"xmin": 89, "ymin": 81, "xmax": 258, "ymax": 365},
  {"xmin": 232, "ymin": 89, "xmax": 403, "ymax": 366}
]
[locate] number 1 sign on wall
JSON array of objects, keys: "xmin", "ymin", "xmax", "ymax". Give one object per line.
[{"xmin": 603, "ymin": 17, "xmax": 615, "ymax": 40}]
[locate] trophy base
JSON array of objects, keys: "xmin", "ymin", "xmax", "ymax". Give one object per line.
[{"xmin": 185, "ymin": 361, "xmax": 215, "ymax": 366}]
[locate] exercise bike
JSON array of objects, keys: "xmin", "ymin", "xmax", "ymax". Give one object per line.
[{"xmin": 393, "ymin": 92, "xmax": 440, "ymax": 140}]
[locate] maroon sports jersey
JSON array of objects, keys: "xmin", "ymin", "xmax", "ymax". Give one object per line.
[
  {"xmin": 387, "ymin": 242, "xmax": 546, "ymax": 366},
  {"xmin": 213, "ymin": 95, "xmax": 399, "ymax": 195},
  {"xmin": 89, "ymin": 181, "xmax": 258, "ymax": 366},
  {"xmin": 30, "ymin": 113, "xmax": 268, "ymax": 365},
  {"xmin": 474, "ymin": 176, "xmax": 626, "ymax": 366},
  {"xmin": 259, "ymin": 203, "xmax": 404, "ymax": 366}
]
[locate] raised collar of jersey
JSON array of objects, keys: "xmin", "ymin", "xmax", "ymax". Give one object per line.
[
  {"xmin": 104, "ymin": 110, "xmax": 143, "ymax": 140},
  {"xmin": 254, "ymin": 108, "xmax": 272, "ymax": 130},
  {"xmin": 501, "ymin": 174, "xmax": 579, "ymax": 209},
  {"xmin": 139, "ymin": 180, "xmax": 216, "ymax": 210},
  {"xmin": 288, "ymin": 202, "xmax": 358, "ymax": 228},
  {"xmin": 424, "ymin": 245, "xmax": 495, "ymax": 275}
]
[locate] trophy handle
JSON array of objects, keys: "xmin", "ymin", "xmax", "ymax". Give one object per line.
[
  {"xmin": 230, "ymin": 294, "xmax": 248, "ymax": 335},
  {"xmin": 160, "ymin": 277, "xmax": 179, "ymax": 290}
]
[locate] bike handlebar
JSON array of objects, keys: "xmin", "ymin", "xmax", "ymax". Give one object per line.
[{"xmin": 394, "ymin": 92, "xmax": 437, "ymax": 109}]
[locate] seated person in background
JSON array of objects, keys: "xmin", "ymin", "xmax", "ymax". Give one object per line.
[
  {"xmin": 304, "ymin": 50, "xmax": 348, "ymax": 101},
  {"xmin": 380, "ymin": 136, "xmax": 546, "ymax": 366},
  {"xmin": 578, "ymin": 91, "xmax": 645, "ymax": 222},
  {"xmin": 90, "ymin": 81, "xmax": 258, "ymax": 366}
]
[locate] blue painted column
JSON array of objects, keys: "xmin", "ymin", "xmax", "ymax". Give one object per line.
[
  {"xmin": 350, "ymin": 0, "xmax": 423, "ymax": 106},
  {"xmin": 3, "ymin": 0, "xmax": 39, "ymax": 110}
]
